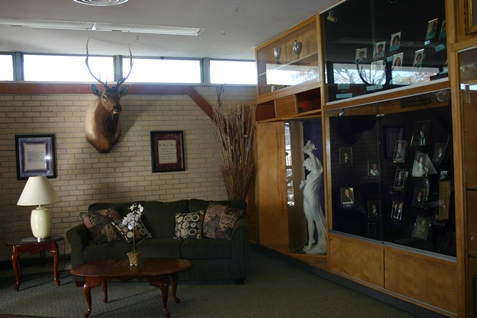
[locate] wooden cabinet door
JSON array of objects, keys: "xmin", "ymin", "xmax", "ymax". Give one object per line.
[
  {"xmin": 328, "ymin": 234, "xmax": 384, "ymax": 288},
  {"xmin": 256, "ymin": 122, "xmax": 288, "ymax": 248},
  {"xmin": 385, "ymin": 249, "xmax": 458, "ymax": 314}
]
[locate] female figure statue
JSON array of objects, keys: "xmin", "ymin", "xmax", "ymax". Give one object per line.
[{"xmin": 299, "ymin": 140, "xmax": 326, "ymax": 254}]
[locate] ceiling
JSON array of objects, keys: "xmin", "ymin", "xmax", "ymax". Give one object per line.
[{"xmin": 0, "ymin": 0, "xmax": 337, "ymax": 60}]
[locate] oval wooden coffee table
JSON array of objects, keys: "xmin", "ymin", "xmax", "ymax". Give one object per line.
[{"xmin": 70, "ymin": 258, "xmax": 193, "ymax": 318}]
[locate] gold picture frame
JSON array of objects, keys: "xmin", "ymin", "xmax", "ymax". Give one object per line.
[{"xmin": 467, "ymin": 0, "xmax": 477, "ymax": 34}]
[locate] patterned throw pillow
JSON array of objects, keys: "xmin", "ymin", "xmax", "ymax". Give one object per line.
[
  {"xmin": 173, "ymin": 210, "xmax": 205, "ymax": 240},
  {"xmin": 203, "ymin": 202, "xmax": 245, "ymax": 240},
  {"xmin": 80, "ymin": 208, "xmax": 122, "ymax": 244},
  {"xmin": 112, "ymin": 218, "xmax": 152, "ymax": 243}
]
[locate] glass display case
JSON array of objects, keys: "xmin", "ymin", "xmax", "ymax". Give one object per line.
[
  {"xmin": 325, "ymin": 90, "xmax": 455, "ymax": 257},
  {"xmin": 284, "ymin": 119, "xmax": 325, "ymax": 254},
  {"xmin": 255, "ymin": 15, "xmax": 321, "ymax": 106},
  {"xmin": 321, "ymin": 0, "xmax": 447, "ymax": 102}
]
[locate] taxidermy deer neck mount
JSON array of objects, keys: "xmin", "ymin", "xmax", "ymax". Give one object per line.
[{"xmin": 84, "ymin": 39, "xmax": 133, "ymax": 153}]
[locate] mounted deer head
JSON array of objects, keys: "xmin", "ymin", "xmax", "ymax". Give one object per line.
[{"xmin": 84, "ymin": 39, "xmax": 133, "ymax": 153}]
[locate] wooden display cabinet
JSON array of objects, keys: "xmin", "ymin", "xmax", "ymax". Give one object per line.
[
  {"xmin": 255, "ymin": 14, "xmax": 323, "ymax": 121},
  {"xmin": 251, "ymin": 0, "xmax": 473, "ymax": 315},
  {"xmin": 456, "ymin": 45, "xmax": 477, "ymax": 317}
]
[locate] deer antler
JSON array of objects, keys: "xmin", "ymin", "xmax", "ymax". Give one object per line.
[
  {"xmin": 116, "ymin": 46, "xmax": 133, "ymax": 87},
  {"xmin": 85, "ymin": 38, "xmax": 109, "ymax": 88},
  {"xmin": 356, "ymin": 63, "xmax": 371, "ymax": 86}
]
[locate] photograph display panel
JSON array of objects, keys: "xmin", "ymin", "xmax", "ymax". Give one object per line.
[
  {"xmin": 321, "ymin": 0, "xmax": 447, "ymax": 102},
  {"xmin": 328, "ymin": 92, "xmax": 454, "ymax": 257}
]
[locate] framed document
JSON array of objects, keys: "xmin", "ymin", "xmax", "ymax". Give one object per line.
[
  {"xmin": 15, "ymin": 134, "xmax": 56, "ymax": 180},
  {"xmin": 150, "ymin": 131, "xmax": 185, "ymax": 173},
  {"xmin": 412, "ymin": 216, "xmax": 433, "ymax": 240}
]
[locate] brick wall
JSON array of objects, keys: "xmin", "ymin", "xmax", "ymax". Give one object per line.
[{"xmin": 0, "ymin": 85, "xmax": 256, "ymax": 261}]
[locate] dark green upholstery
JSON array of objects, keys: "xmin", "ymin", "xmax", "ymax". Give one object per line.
[{"xmin": 66, "ymin": 199, "xmax": 249, "ymax": 284}]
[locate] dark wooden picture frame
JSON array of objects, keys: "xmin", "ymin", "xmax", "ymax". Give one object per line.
[
  {"xmin": 367, "ymin": 200, "xmax": 381, "ymax": 219},
  {"xmin": 410, "ymin": 120, "xmax": 431, "ymax": 147},
  {"xmin": 150, "ymin": 131, "xmax": 185, "ymax": 173},
  {"xmin": 412, "ymin": 188, "xmax": 425, "ymax": 208},
  {"xmin": 339, "ymin": 147, "xmax": 353, "ymax": 164},
  {"xmin": 432, "ymin": 142, "xmax": 448, "ymax": 164},
  {"xmin": 15, "ymin": 134, "xmax": 57, "ymax": 180}
]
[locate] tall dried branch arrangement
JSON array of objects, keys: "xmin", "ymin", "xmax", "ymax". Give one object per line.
[{"xmin": 212, "ymin": 103, "xmax": 257, "ymax": 200}]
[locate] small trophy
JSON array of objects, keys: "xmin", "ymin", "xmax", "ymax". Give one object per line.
[
  {"xmin": 293, "ymin": 40, "xmax": 303, "ymax": 59},
  {"xmin": 273, "ymin": 47, "xmax": 281, "ymax": 64}
]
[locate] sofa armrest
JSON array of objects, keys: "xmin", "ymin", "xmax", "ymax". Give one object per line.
[
  {"xmin": 66, "ymin": 223, "xmax": 90, "ymax": 267},
  {"xmin": 230, "ymin": 214, "xmax": 250, "ymax": 281}
]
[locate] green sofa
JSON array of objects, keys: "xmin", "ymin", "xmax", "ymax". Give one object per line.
[{"xmin": 66, "ymin": 199, "xmax": 250, "ymax": 285}]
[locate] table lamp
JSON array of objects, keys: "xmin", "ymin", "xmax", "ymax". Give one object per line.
[{"xmin": 17, "ymin": 176, "xmax": 60, "ymax": 241}]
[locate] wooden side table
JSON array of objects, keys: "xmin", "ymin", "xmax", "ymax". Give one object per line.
[{"xmin": 5, "ymin": 235, "xmax": 64, "ymax": 291}]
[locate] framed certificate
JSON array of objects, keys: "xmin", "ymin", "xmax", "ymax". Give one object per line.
[
  {"xmin": 15, "ymin": 134, "xmax": 56, "ymax": 180},
  {"xmin": 150, "ymin": 131, "xmax": 185, "ymax": 173}
]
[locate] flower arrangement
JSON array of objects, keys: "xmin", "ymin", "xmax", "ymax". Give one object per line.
[{"xmin": 122, "ymin": 203, "xmax": 144, "ymax": 253}]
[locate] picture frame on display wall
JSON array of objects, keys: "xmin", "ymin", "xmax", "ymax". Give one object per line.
[{"xmin": 383, "ymin": 126, "xmax": 404, "ymax": 159}]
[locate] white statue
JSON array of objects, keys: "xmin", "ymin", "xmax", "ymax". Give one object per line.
[{"xmin": 299, "ymin": 140, "xmax": 326, "ymax": 255}]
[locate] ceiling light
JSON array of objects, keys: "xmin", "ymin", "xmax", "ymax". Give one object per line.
[
  {"xmin": 74, "ymin": 0, "xmax": 128, "ymax": 6},
  {"xmin": 0, "ymin": 18, "xmax": 203, "ymax": 36}
]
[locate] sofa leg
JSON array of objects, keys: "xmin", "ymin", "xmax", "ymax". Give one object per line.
[{"xmin": 235, "ymin": 279, "xmax": 244, "ymax": 285}]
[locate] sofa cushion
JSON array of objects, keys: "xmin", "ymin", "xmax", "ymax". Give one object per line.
[
  {"xmin": 137, "ymin": 238, "xmax": 183, "ymax": 258},
  {"xmin": 112, "ymin": 217, "xmax": 152, "ymax": 243},
  {"xmin": 174, "ymin": 210, "xmax": 205, "ymax": 240},
  {"xmin": 188, "ymin": 199, "xmax": 247, "ymax": 214},
  {"xmin": 141, "ymin": 200, "xmax": 189, "ymax": 238},
  {"xmin": 180, "ymin": 238, "xmax": 232, "ymax": 259},
  {"xmin": 203, "ymin": 202, "xmax": 245, "ymax": 240},
  {"xmin": 80, "ymin": 207, "xmax": 122, "ymax": 244},
  {"xmin": 84, "ymin": 240, "xmax": 131, "ymax": 261},
  {"xmin": 88, "ymin": 202, "xmax": 140, "ymax": 218}
]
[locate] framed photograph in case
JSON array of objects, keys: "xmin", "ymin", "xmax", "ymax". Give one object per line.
[
  {"xmin": 412, "ymin": 188, "xmax": 425, "ymax": 208},
  {"xmin": 383, "ymin": 126, "xmax": 404, "ymax": 159},
  {"xmin": 393, "ymin": 168, "xmax": 407, "ymax": 189},
  {"xmin": 367, "ymin": 200, "xmax": 380, "ymax": 219}
]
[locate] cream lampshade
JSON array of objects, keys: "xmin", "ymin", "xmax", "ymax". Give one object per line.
[{"xmin": 17, "ymin": 176, "xmax": 60, "ymax": 241}]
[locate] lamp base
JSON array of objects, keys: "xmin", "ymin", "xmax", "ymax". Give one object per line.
[{"xmin": 31, "ymin": 206, "xmax": 52, "ymax": 241}]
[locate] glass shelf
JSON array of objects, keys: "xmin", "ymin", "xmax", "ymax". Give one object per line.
[{"xmin": 256, "ymin": 15, "xmax": 321, "ymax": 104}]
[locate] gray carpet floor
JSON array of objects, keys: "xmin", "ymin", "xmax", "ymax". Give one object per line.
[{"xmin": 0, "ymin": 249, "xmax": 436, "ymax": 318}]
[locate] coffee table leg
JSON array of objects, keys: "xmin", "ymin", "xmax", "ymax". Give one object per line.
[
  {"xmin": 83, "ymin": 281, "xmax": 92, "ymax": 318},
  {"xmin": 150, "ymin": 276, "xmax": 170, "ymax": 317},
  {"xmin": 170, "ymin": 273, "xmax": 180, "ymax": 303},
  {"xmin": 82, "ymin": 278, "xmax": 102, "ymax": 318},
  {"xmin": 102, "ymin": 280, "xmax": 108, "ymax": 303}
]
